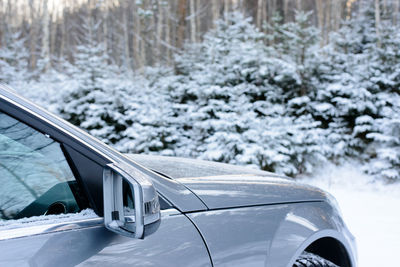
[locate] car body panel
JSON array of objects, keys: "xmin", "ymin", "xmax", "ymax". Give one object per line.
[
  {"xmin": 188, "ymin": 202, "xmax": 356, "ymax": 267},
  {"xmin": 127, "ymin": 154, "xmax": 329, "ymax": 210},
  {"xmin": 0, "ymin": 209, "xmax": 212, "ymax": 267},
  {"xmin": 174, "ymin": 175, "xmax": 328, "ymax": 210}
]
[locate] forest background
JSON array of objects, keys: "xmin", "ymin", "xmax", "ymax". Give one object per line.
[{"xmin": 1, "ymin": 0, "xmax": 399, "ymax": 182}]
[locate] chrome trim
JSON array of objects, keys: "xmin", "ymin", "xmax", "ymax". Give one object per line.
[
  {"xmin": 0, "ymin": 217, "xmax": 104, "ymax": 241},
  {"xmin": 103, "ymin": 163, "xmax": 145, "ymax": 239},
  {"xmin": 0, "ymin": 209, "xmax": 178, "ymax": 241}
]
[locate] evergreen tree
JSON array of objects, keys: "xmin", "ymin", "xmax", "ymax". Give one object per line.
[
  {"xmin": 58, "ymin": 16, "xmax": 127, "ymax": 144},
  {"xmin": 0, "ymin": 32, "xmax": 30, "ymax": 85}
]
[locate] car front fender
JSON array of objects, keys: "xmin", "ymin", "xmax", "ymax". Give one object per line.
[{"xmin": 187, "ymin": 201, "xmax": 356, "ymax": 267}]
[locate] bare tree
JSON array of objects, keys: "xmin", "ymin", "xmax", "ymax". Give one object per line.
[
  {"xmin": 195, "ymin": 0, "xmax": 202, "ymax": 40},
  {"xmin": 212, "ymin": 0, "xmax": 220, "ymax": 23},
  {"xmin": 296, "ymin": 0, "xmax": 302, "ymax": 11},
  {"xmin": 0, "ymin": 0, "xmax": 395, "ymax": 72},
  {"xmin": 284, "ymin": 0, "xmax": 290, "ymax": 23},
  {"xmin": 224, "ymin": 0, "xmax": 230, "ymax": 21},
  {"xmin": 324, "ymin": 0, "xmax": 331, "ymax": 45},
  {"xmin": 394, "ymin": 0, "xmax": 399, "ymax": 25},
  {"xmin": 189, "ymin": 0, "xmax": 196, "ymax": 43},
  {"xmin": 156, "ymin": 1, "xmax": 164, "ymax": 59},
  {"xmin": 0, "ymin": 0, "xmax": 4, "ymax": 48},
  {"xmin": 41, "ymin": 0, "xmax": 51, "ymax": 71},
  {"xmin": 383, "ymin": 0, "xmax": 387, "ymax": 14},
  {"xmin": 316, "ymin": 0, "xmax": 324, "ymax": 46},
  {"xmin": 102, "ymin": 0, "xmax": 109, "ymax": 59},
  {"xmin": 375, "ymin": 0, "xmax": 381, "ymax": 47},
  {"xmin": 177, "ymin": 0, "xmax": 187, "ymax": 49},
  {"xmin": 49, "ymin": 5, "xmax": 58, "ymax": 59},
  {"xmin": 257, "ymin": 0, "xmax": 263, "ymax": 29},
  {"xmin": 122, "ymin": 0, "xmax": 130, "ymax": 70},
  {"xmin": 165, "ymin": 1, "xmax": 172, "ymax": 64},
  {"xmin": 28, "ymin": 0, "xmax": 38, "ymax": 70}
]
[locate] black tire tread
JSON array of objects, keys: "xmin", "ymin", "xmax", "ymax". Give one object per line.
[{"xmin": 293, "ymin": 251, "xmax": 339, "ymax": 267}]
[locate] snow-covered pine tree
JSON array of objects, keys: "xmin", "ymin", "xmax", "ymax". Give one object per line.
[
  {"xmin": 161, "ymin": 12, "xmax": 326, "ymax": 176},
  {"xmin": 58, "ymin": 14, "xmax": 127, "ymax": 144},
  {"xmin": 310, "ymin": 2, "xmax": 400, "ymax": 180},
  {"xmin": 114, "ymin": 69, "xmax": 180, "ymax": 156},
  {"xmin": 0, "ymin": 32, "xmax": 30, "ymax": 85}
]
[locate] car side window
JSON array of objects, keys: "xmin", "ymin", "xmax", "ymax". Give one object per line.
[{"xmin": 0, "ymin": 111, "xmax": 87, "ymax": 220}]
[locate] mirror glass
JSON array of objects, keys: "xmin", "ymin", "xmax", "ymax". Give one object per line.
[{"xmin": 122, "ymin": 179, "xmax": 136, "ymax": 232}]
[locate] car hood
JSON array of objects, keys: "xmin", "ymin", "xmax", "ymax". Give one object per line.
[
  {"xmin": 127, "ymin": 154, "xmax": 328, "ymax": 210},
  {"xmin": 173, "ymin": 175, "xmax": 328, "ymax": 209}
]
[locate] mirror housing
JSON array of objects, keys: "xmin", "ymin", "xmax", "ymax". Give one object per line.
[{"xmin": 103, "ymin": 163, "xmax": 160, "ymax": 239}]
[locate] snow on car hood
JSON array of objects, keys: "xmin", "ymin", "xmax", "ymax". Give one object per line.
[{"xmin": 127, "ymin": 154, "xmax": 329, "ymax": 210}]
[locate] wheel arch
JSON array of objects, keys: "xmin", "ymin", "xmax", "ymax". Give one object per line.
[
  {"xmin": 287, "ymin": 229, "xmax": 356, "ymax": 267},
  {"xmin": 305, "ymin": 236, "xmax": 352, "ymax": 266}
]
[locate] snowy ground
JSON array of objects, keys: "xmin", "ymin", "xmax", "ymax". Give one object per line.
[{"xmin": 301, "ymin": 163, "xmax": 400, "ymax": 267}]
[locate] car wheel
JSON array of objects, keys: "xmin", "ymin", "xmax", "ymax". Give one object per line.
[{"xmin": 293, "ymin": 251, "xmax": 339, "ymax": 267}]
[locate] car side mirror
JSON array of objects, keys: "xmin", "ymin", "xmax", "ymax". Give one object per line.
[{"xmin": 103, "ymin": 163, "xmax": 161, "ymax": 239}]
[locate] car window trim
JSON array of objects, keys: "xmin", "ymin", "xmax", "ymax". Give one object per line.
[
  {"xmin": 0, "ymin": 209, "xmax": 178, "ymax": 241},
  {"xmin": 0, "ymin": 217, "xmax": 104, "ymax": 241}
]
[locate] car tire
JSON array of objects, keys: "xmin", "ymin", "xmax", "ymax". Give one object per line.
[{"xmin": 293, "ymin": 251, "xmax": 339, "ymax": 267}]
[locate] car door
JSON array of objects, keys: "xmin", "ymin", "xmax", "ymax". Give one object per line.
[{"xmin": 0, "ymin": 109, "xmax": 211, "ymax": 267}]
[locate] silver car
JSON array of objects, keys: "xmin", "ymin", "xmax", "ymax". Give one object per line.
[{"xmin": 0, "ymin": 84, "xmax": 356, "ymax": 267}]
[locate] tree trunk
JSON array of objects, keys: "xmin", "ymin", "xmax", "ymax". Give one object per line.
[
  {"xmin": 296, "ymin": 0, "xmax": 302, "ymax": 11},
  {"xmin": 49, "ymin": 5, "xmax": 57, "ymax": 61},
  {"xmin": 60, "ymin": 2, "xmax": 67, "ymax": 60},
  {"xmin": 165, "ymin": 1, "xmax": 171, "ymax": 64},
  {"xmin": 383, "ymin": 0, "xmax": 387, "ymax": 14},
  {"xmin": 283, "ymin": 0, "xmax": 289, "ymax": 23},
  {"xmin": 238, "ymin": 0, "xmax": 246, "ymax": 14},
  {"xmin": 212, "ymin": 0, "xmax": 220, "ymax": 25},
  {"xmin": 257, "ymin": 0, "xmax": 263, "ymax": 28},
  {"xmin": 177, "ymin": 0, "xmax": 186, "ymax": 49},
  {"xmin": 29, "ymin": 0, "xmax": 37, "ymax": 70},
  {"xmin": 332, "ymin": 0, "xmax": 341, "ymax": 32},
  {"xmin": 224, "ymin": 0, "xmax": 230, "ymax": 21},
  {"xmin": 375, "ymin": 0, "xmax": 381, "ymax": 48},
  {"xmin": 102, "ymin": 0, "xmax": 109, "ymax": 59},
  {"xmin": 263, "ymin": 0, "xmax": 268, "ymax": 33},
  {"xmin": 156, "ymin": 2, "xmax": 164, "ymax": 57},
  {"xmin": 0, "ymin": 0, "xmax": 4, "ymax": 48},
  {"xmin": 195, "ymin": 0, "xmax": 202, "ymax": 40},
  {"xmin": 316, "ymin": 0, "xmax": 324, "ymax": 46},
  {"xmin": 324, "ymin": 0, "xmax": 331, "ymax": 45},
  {"xmin": 270, "ymin": 0, "xmax": 277, "ymax": 24},
  {"xmin": 394, "ymin": 0, "xmax": 399, "ymax": 25},
  {"xmin": 133, "ymin": 2, "xmax": 144, "ymax": 70},
  {"xmin": 190, "ymin": 0, "xmax": 196, "ymax": 43},
  {"xmin": 122, "ymin": 0, "xmax": 131, "ymax": 70}
]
